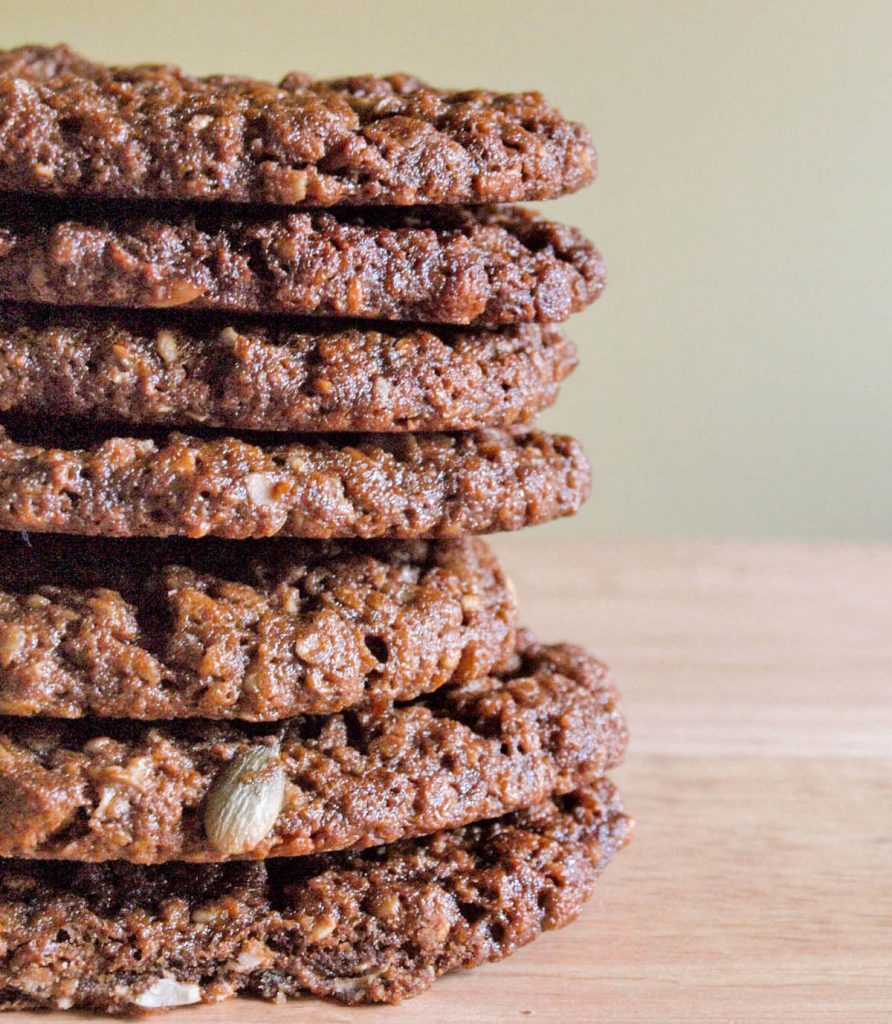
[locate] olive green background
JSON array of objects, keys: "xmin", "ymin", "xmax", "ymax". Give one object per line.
[{"xmin": 3, "ymin": 0, "xmax": 889, "ymax": 539}]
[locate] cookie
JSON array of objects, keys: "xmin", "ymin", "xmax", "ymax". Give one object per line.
[
  {"xmin": 0, "ymin": 780, "xmax": 629, "ymax": 1012},
  {"xmin": 0, "ymin": 423, "xmax": 590, "ymax": 539},
  {"xmin": 0, "ymin": 534, "xmax": 516, "ymax": 719},
  {"xmin": 0, "ymin": 199, "xmax": 605, "ymax": 325},
  {"xmin": 0, "ymin": 44, "xmax": 595, "ymax": 208},
  {"xmin": 0, "ymin": 305, "xmax": 576, "ymax": 432},
  {"xmin": 0, "ymin": 635, "xmax": 627, "ymax": 862}
]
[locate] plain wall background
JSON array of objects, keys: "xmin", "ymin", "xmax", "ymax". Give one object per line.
[{"xmin": 2, "ymin": 0, "xmax": 890, "ymax": 540}]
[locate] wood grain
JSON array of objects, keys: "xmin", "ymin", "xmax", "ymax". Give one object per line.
[{"xmin": 5, "ymin": 540, "xmax": 890, "ymax": 1022}]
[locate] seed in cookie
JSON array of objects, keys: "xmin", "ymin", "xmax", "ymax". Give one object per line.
[
  {"xmin": 204, "ymin": 742, "xmax": 286, "ymax": 855},
  {"xmin": 0, "ymin": 636, "xmax": 627, "ymax": 863}
]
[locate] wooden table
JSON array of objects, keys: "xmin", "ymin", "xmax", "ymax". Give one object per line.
[{"xmin": 9, "ymin": 541, "xmax": 890, "ymax": 1023}]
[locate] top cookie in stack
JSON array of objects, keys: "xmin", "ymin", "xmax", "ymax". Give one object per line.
[
  {"xmin": 0, "ymin": 44, "xmax": 596, "ymax": 206},
  {"xmin": 0, "ymin": 46, "xmax": 628, "ymax": 1015}
]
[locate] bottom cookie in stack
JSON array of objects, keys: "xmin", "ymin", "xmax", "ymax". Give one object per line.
[{"xmin": 0, "ymin": 778, "xmax": 630, "ymax": 1012}]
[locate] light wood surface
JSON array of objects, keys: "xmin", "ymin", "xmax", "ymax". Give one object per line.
[{"xmin": 7, "ymin": 541, "xmax": 890, "ymax": 1023}]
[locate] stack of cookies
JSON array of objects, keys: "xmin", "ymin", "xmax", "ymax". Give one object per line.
[{"xmin": 0, "ymin": 45, "xmax": 630, "ymax": 1013}]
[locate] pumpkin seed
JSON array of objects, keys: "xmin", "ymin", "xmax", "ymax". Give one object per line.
[{"xmin": 204, "ymin": 741, "xmax": 285, "ymax": 856}]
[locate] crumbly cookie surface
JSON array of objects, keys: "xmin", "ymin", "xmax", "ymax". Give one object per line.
[
  {"xmin": 0, "ymin": 781, "xmax": 629, "ymax": 1012},
  {"xmin": 0, "ymin": 424, "xmax": 591, "ymax": 539},
  {"xmin": 0, "ymin": 635, "xmax": 627, "ymax": 863},
  {"xmin": 0, "ymin": 200, "xmax": 605, "ymax": 325},
  {"xmin": 0, "ymin": 44, "xmax": 595, "ymax": 207},
  {"xmin": 0, "ymin": 305, "xmax": 576, "ymax": 431},
  {"xmin": 0, "ymin": 534, "xmax": 516, "ymax": 719}
]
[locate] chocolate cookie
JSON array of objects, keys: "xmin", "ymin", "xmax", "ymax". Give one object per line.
[
  {"xmin": 0, "ymin": 423, "xmax": 590, "ymax": 539},
  {"xmin": 0, "ymin": 533, "xmax": 516, "ymax": 719},
  {"xmin": 0, "ymin": 44, "xmax": 595, "ymax": 208},
  {"xmin": 0, "ymin": 780, "xmax": 629, "ymax": 1012},
  {"xmin": 0, "ymin": 305, "xmax": 576, "ymax": 431},
  {"xmin": 0, "ymin": 635, "xmax": 627, "ymax": 863},
  {"xmin": 0, "ymin": 199, "xmax": 604, "ymax": 325}
]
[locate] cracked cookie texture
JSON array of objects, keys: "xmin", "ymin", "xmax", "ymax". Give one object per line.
[
  {"xmin": 0, "ymin": 780, "xmax": 629, "ymax": 1011},
  {"xmin": 0, "ymin": 534, "xmax": 516, "ymax": 719},
  {"xmin": 0, "ymin": 44, "xmax": 596, "ymax": 208},
  {"xmin": 0, "ymin": 424, "xmax": 591, "ymax": 540},
  {"xmin": 0, "ymin": 634, "xmax": 627, "ymax": 863},
  {"xmin": 0, "ymin": 305, "xmax": 576, "ymax": 431},
  {"xmin": 0, "ymin": 200, "xmax": 605, "ymax": 325}
]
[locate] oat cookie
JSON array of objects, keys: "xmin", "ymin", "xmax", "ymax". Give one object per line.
[
  {"xmin": 0, "ymin": 305, "xmax": 576, "ymax": 431},
  {"xmin": 0, "ymin": 44, "xmax": 596, "ymax": 207},
  {"xmin": 0, "ymin": 424, "xmax": 590, "ymax": 539},
  {"xmin": 0, "ymin": 781, "xmax": 629, "ymax": 1011},
  {"xmin": 0, "ymin": 200, "xmax": 604, "ymax": 325},
  {"xmin": 0, "ymin": 534, "xmax": 516, "ymax": 719},
  {"xmin": 0, "ymin": 635, "xmax": 627, "ymax": 863}
]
